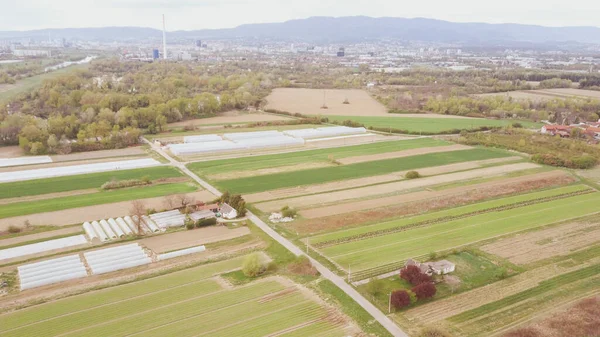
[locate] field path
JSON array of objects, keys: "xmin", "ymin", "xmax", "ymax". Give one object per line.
[{"xmin": 143, "ymin": 137, "xmax": 409, "ymax": 337}]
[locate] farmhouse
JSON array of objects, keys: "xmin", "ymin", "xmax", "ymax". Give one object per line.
[
  {"xmin": 541, "ymin": 124, "xmax": 571, "ymax": 137},
  {"xmin": 220, "ymin": 203, "xmax": 238, "ymax": 219},
  {"xmin": 405, "ymin": 258, "xmax": 456, "ymax": 275}
]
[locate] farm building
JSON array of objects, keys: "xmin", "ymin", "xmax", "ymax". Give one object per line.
[
  {"xmin": 220, "ymin": 203, "xmax": 238, "ymax": 219},
  {"xmin": 541, "ymin": 124, "xmax": 572, "ymax": 136},
  {"xmin": 405, "ymin": 258, "xmax": 455, "ymax": 275}
]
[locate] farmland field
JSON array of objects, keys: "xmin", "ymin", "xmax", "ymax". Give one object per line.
[
  {"xmin": 188, "ymin": 138, "xmax": 449, "ymax": 178},
  {"xmin": 167, "ymin": 111, "xmax": 293, "ymax": 129},
  {"xmin": 210, "ymin": 148, "xmax": 510, "ymax": 194},
  {"xmin": 311, "ymin": 185, "xmax": 599, "ymax": 273},
  {"xmin": 476, "ymin": 88, "xmax": 600, "ymax": 102},
  {"xmin": 0, "ymin": 256, "xmax": 354, "ymax": 337},
  {"xmin": 325, "ymin": 115, "xmax": 542, "ymax": 133},
  {"xmin": 265, "ymin": 88, "xmax": 389, "ymax": 116},
  {"xmin": 0, "ymin": 183, "xmax": 197, "ymax": 219},
  {"xmin": 0, "ymin": 166, "xmax": 183, "ymax": 199}
]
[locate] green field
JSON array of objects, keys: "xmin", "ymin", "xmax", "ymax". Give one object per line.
[
  {"xmin": 317, "ymin": 187, "xmax": 600, "ymax": 272},
  {"xmin": 188, "ymin": 138, "xmax": 448, "ymax": 176},
  {"xmin": 312, "ymin": 185, "xmax": 589, "ymax": 245},
  {"xmin": 212, "ymin": 148, "xmax": 510, "ymax": 194},
  {"xmin": 325, "ymin": 116, "xmax": 542, "ymax": 134},
  {"xmin": 0, "ymin": 256, "xmax": 348, "ymax": 337},
  {"xmin": 0, "ymin": 166, "xmax": 183, "ymax": 199},
  {"xmin": 0, "ymin": 183, "xmax": 197, "ymax": 219}
]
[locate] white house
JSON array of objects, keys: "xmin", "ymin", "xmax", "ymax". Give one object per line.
[{"xmin": 220, "ymin": 203, "xmax": 238, "ymax": 220}]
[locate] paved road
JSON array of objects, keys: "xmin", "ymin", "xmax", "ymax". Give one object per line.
[{"xmin": 144, "ymin": 138, "xmax": 409, "ymax": 337}]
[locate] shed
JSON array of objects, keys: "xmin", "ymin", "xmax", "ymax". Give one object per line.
[{"xmin": 220, "ymin": 203, "xmax": 238, "ymax": 220}]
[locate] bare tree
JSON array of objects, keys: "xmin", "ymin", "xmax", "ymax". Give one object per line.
[
  {"xmin": 130, "ymin": 200, "xmax": 147, "ymax": 235},
  {"xmin": 163, "ymin": 195, "xmax": 177, "ymax": 209},
  {"xmin": 175, "ymin": 194, "xmax": 195, "ymax": 208}
]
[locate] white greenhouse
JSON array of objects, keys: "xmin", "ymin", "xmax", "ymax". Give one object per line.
[
  {"xmin": 223, "ymin": 130, "xmax": 282, "ymax": 140},
  {"xmin": 168, "ymin": 141, "xmax": 245, "ymax": 155},
  {"xmin": 0, "ymin": 156, "xmax": 52, "ymax": 168},
  {"xmin": 183, "ymin": 134, "xmax": 223, "ymax": 143},
  {"xmin": 18, "ymin": 255, "xmax": 87, "ymax": 290},
  {"xmin": 235, "ymin": 135, "xmax": 305, "ymax": 149},
  {"xmin": 84, "ymin": 244, "xmax": 151, "ymax": 275},
  {"xmin": 0, "ymin": 158, "xmax": 161, "ymax": 183},
  {"xmin": 0, "ymin": 235, "xmax": 88, "ymax": 261}
]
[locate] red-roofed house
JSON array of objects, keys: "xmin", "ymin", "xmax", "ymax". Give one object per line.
[{"xmin": 541, "ymin": 124, "xmax": 572, "ymax": 137}]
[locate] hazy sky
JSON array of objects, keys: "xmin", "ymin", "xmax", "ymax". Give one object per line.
[{"xmin": 1, "ymin": 0, "xmax": 599, "ymax": 31}]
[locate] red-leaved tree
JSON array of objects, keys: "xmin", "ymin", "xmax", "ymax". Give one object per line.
[
  {"xmin": 400, "ymin": 265, "xmax": 432, "ymax": 286},
  {"xmin": 412, "ymin": 282, "xmax": 437, "ymax": 300},
  {"xmin": 391, "ymin": 290, "xmax": 411, "ymax": 309}
]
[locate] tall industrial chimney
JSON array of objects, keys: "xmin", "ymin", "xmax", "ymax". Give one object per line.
[{"xmin": 162, "ymin": 14, "xmax": 167, "ymax": 60}]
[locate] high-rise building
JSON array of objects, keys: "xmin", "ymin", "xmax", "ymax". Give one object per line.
[
  {"xmin": 196, "ymin": 40, "xmax": 202, "ymax": 47},
  {"xmin": 152, "ymin": 49, "xmax": 159, "ymax": 59},
  {"xmin": 337, "ymin": 47, "xmax": 345, "ymax": 57}
]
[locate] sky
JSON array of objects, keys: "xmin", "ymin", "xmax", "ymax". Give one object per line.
[{"xmin": 0, "ymin": 0, "xmax": 599, "ymax": 31}]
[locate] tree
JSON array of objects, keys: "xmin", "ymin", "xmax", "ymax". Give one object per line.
[
  {"xmin": 155, "ymin": 115, "xmax": 167, "ymax": 132},
  {"xmin": 130, "ymin": 200, "xmax": 147, "ymax": 235},
  {"xmin": 400, "ymin": 265, "xmax": 432, "ymax": 286},
  {"xmin": 366, "ymin": 278, "xmax": 385, "ymax": 300},
  {"xmin": 405, "ymin": 171, "xmax": 420, "ymax": 179},
  {"xmin": 412, "ymin": 282, "xmax": 437, "ymax": 300},
  {"xmin": 242, "ymin": 253, "xmax": 266, "ymax": 277},
  {"xmin": 391, "ymin": 290, "xmax": 411, "ymax": 309}
]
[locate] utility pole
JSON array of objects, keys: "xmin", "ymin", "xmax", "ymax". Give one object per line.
[
  {"xmin": 348, "ymin": 264, "xmax": 351, "ymax": 282},
  {"xmin": 305, "ymin": 238, "xmax": 309, "ymax": 254}
]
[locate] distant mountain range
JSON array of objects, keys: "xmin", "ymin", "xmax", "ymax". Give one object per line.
[{"xmin": 2, "ymin": 16, "xmax": 600, "ymax": 47}]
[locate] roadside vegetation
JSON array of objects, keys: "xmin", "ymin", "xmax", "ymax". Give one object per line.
[{"xmin": 458, "ymin": 128, "xmax": 600, "ymax": 169}]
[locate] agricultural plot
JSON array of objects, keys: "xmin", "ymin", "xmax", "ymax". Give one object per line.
[
  {"xmin": 310, "ymin": 185, "xmax": 599, "ymax": 275},
  {"xmin": 477, "ymin": 88, "xmax": 600, "ymax": 102},
  {"xmin": 0, "ymin": 183, "xmax": 197, "ymax": 219},
  {"xmin": 213, "ymin": 148, "xmax": 511, "ymax": 194},
  {"xmin": 188, "ymin": 137, "xmax": 448, "ymax": 178},
  {"xmin": 265, "ymin": 88, "xmax": 389, "ymax": 116},
  {"xmin": 0, "ymin": 166, "xmax": 183, "ymax": 199},
  {"xmin": 0, "ymin": 256, "xmax": 354, "ymax": 337},
  {"xmin": 167, "ymin": 111, "xmax": 293, "ymax": 129},
  {"xmin": 325, "ymin": 115, "xmax": 541, "ymax": 134},
  {"xmin": 254, "ymin": 162, "xmax": 537, "ymax": 211}
]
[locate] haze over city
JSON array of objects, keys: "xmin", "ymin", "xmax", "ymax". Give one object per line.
[{"xmin": 2, "ymin": 0, "xmax": 600, "ymax": 31}]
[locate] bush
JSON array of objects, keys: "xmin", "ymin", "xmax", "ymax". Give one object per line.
[
  {"xmin": 512, "ymin": 122, "xmax": 523, "ymax": 128},
  {"xmin": 196, "ymin": 217, "xmax": 217, "ymax": 228},
  {"xmin": 101, "ymin": 178, "xmax": 148, "ymax": 190},
  {"xmin": 7, "ymin": 225, "xmax": 22, "ymax": 233},
  {"xmin": 400, "ymin": 265, "xmax": 431, "ymax": 285},
  {"xmin": 242, "ymin": 253, "xmax": 266, "ymax": 277},
  {"xmin": 412, "ymin": 282, "xmax": 437, "ymax": 300},
  {"xmin": 281, "ymin": 206, "xmax": 297, "ymax": 218},
  {"xmin": 391, "ymin": 290, "xmax": 411, "ymax": 309},
  {"xmin": 572, "ymin": 155, "xmax": 597, "ymax": 169},
  {"xmin": 287, "ymin": 256, "xmax": 318, "ymax": 276},
  {"xmin": 366, "ymin": 277, "xmax": 385, "ymax": 298},
  {"xmin": 405, "ymin": 171, "xmax": 420, "ymax": 179}
]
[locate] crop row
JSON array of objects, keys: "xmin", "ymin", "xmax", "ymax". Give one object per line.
[
  {"xmin": 61, "ymin": 284, "xmax": 295, "ymax": 337},
  {"xmin": 448, "ymin": 263, "xmax": 600, "ymax": 324},
  {"xmin": 314, "ymin": 189, "xmax": 593, "ymax": 249},
  {"xmin": 0, "ymin": 256, "xmax": 246, "ymax": 332}
]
